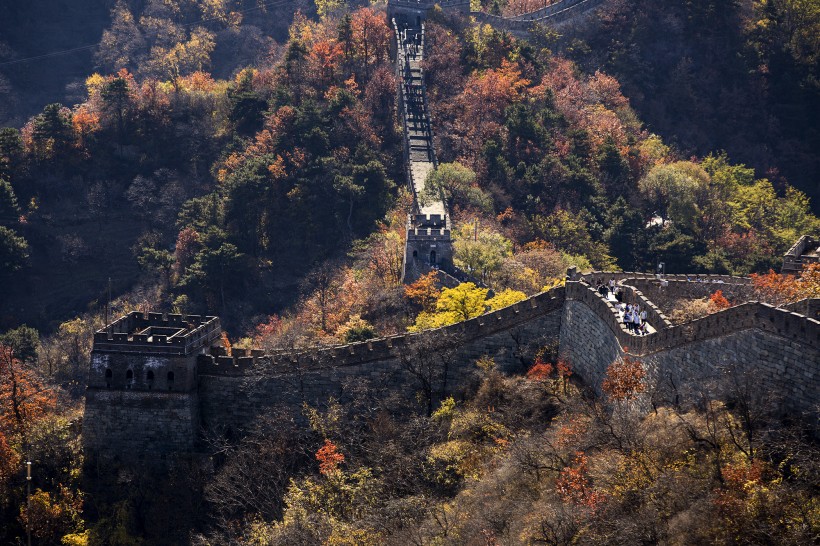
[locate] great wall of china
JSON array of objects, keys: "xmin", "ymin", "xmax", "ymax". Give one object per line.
[{"xmin": 82, "ymin": 0, "xmax": 820, "ymax": 462}]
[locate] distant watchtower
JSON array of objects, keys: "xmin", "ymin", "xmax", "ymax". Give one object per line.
[{"xmin": 83, "ymin": 312, "xmax": 221, "ymax": 462}]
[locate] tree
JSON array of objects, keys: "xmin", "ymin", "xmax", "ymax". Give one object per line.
[
  {"xmin": 300, "ymin": 263, "xmax": 345, "ymax": 334},
  {"xmin": 18, "ymin": 485, "xmax": 84, "ymax": 545},
  {"xmin": 555, "ymin": 451, "xmax": 605, "ymax": 511},
  {"xmin": 0, "ymin": 128, "xmax": 23, "ymax": 181},
  {"xmin": 0, "ymin": 346, "xmax": 54, "ymax": 445},
  {"xmin": 404, "ymin": 272, "xmax": 441, "ymax": 312},
  {"xmin": 99, "ymin": 71, "xmax": 134, "ymax": 146},
  {"xmin": 174, "ymin": 227, "xmax": 201, "ymax": 277},
  {"xmin": 638, "ymin": 161, "xmax": 710, "ymax": 231},
  {"xmin": 409, "ymin": 283, "xmax": 488, "ymax": 332},
  {"xmin": 601, "ymin": 355, "xmax": 647, "ymax": 401},
  {"xmin": 316, "ymin": 439, "xmax": 345, "ymax": 476},
  {"xmin": 531, "ymin": 209, "xmax": 615, "ymax": 270},
  {"xmin": 228, "ymin": 69, "xmax": 267, "ymax": 136},
  {"xmin": 96, "ymin": 0, "xmax": 146, "ymax": 72},
  {"xmin": 751, "ymin": 263, "xmax": 820, "ymax": 306},
  {"xmin": 145, "ymin": 27, "xmax": 216, "ymax": 87},
  {"xmin": 399, "ymin": 328, "xmax": 462, "ymax": 415},
  {"xmin": 0, "ymin": 178, "xmax": 20, "ymax": 225},
  {"xmin": 185, "ymin": 242, "xmax": 245, "ymax": 309},
  {"xmin": 422, "ymin": 163, "xmax": 491, "ymax": 213},
  {"xmin": 335, "ymin": 315, "xmax": 376, "ymax": 344},
  {"xmin": 0, "ymin": 325, "xmax": 39, "ymax": 364},
  {"xmin": 30, "ymin": 104, "xmax": 74, "ymax": 163},
  {"xmin": 453, "ymin": 222, "xmax": 512, "ymax": 284},
  {"xmin": 0, "ymin": 226, "xmax": 29, "ymax": 275},
  {"xmin": 485, "ymin": 288, "xmax": 526, "ymax": 310},
  {"xmin": 350, "ymin": 8, "xmax": 390, "ymax": 80}
]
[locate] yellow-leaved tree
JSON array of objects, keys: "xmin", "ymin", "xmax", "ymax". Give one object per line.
[{"xmin": 409, "ymin": 283, "xmax": 525, "ymax": 332}]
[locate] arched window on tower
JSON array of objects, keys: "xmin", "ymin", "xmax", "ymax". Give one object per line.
[
  {"xmin": 146, "ymin": 370, "xmax": 154, "ymax": 389},
  {"xmin": 125, "ymin": 369, "xmax": 134, "ymax": 389},
  {"xmin": 430, "ymin": 250, "xmax": 437, "ymax": 265},
  {"xmin": 167, "ymin": 371, "xmax": 175, "ymax": 391},
  {"xmin": 105, "ymin": 368, "xmax": 112, "ymax": 388}
]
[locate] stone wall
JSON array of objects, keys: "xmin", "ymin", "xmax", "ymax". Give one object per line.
[
  {"xmin": 84, "ymin": 280, "xmax": 819, "ymax": 460},
  {"xmin": 83, "ymin": 389, "xmax": 199, "ymax": 461},
  {"xmin": 560, "ymin": 282, "xmax": 820, "ymax": 416},
  {"xmin": 198, "ymin": 289, "xmax": 566, "ymax": 435}
]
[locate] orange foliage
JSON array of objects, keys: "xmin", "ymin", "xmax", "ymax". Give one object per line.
[
  {"xmin": 454, "ymin": 60, "xmax": 530, "ymax": 159},
  {"xmin": 721, "ymin": 459, "xmax": 765, "ymax": 489},
  {"xmin": 556, "ymin": 358, "xmax": 573, "ymax": 379},
  {"xmin": 555, "ymin": 451, "xmax": 605, "ymax": 510},
  {"xmin": 174, "ymin": 227, "xmax": 200, "ymax": 272},
  {"xmin": 601, "ymin": 355, "xmax": 646, "ymax": 401},
  {"xmin": 0, "ymin": 430, "xmax": 20, "ymax": 487},
  {"xmin": 713, "ymin": 459, "xmax": 766, "ymax": 516},
  {"xmin": 179, "ymin": 71, "xmax": 218, "ymax": 93},
  {"xmin": 404, "ymin": 271, "xmax": 441, "ymax": 312},
  {"xmin": 503, "ymin": 0, "xmax": 555, "ymax": 16},
  {"xmin": 309, "ymin": 39, "xmax": 344, "ymax": 84},
  {"xmin": 716, "ymin": 231, "xmax": 769, "ymax": 264},
  {"xmin": 0, "ymin": 346, "xmax": 54, "ymax": 441},
  {"xmin": 316, "ymin": 439, "xmax": 345, "ymax": 475},
  {"xmin": 350, "ymin": 8, "xmax": 390, "ymax": 77},
  {"xmin": 526, "ymin": 361, "xmax": 554, "ymax": 381},
  {"xmin": 254, "ymin": 315, "xmax": 284, "ymax": 342},
  {"xmin": 750, "ymin": 263, "xmax": 820, "ymax": 306},
  {"xmin": 534, "ymin": 59, "xmax": 631, "ymax": 151},
  {"xmin": 71, "ymin": 105, "xmax": 100, "ymax": 142},
  {"xmin": 709, "ymin": 290, "xmax": 731, "ymax": 310},
  {"xmin": 554, "ymin": 418, "xmax": 588, "ymax": 449}
]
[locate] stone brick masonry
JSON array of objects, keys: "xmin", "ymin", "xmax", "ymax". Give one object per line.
[{"xmin": 84, "ymin": 281, "xmax": 819, "ymax": 460}]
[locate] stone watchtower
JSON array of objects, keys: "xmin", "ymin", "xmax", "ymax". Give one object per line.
[{"xmin": 83, "ymin": 311, "xmax": 221, "ymax": 462}]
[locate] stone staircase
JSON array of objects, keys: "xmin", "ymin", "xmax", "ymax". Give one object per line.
[
  {"xmin": 396, "ymin": 25, "xmax": 444, "ymax": 219},
  {"xmin": 394, "ymin": 21, "xmax": 453, "ymax": 282}
]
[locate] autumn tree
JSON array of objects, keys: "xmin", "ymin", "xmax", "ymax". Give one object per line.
[
  {"xmin": 404, "ymin": 271, "xmax": 441, "ymax": 312},
  {"xmin": 751, "ymin": 263, "xmax": 820, "ymax": 306},
  {"xmin": 316, "ymin": 439, "xmax": 345, "ymax": 475},
  {"xmin": 350, "ymin": 8, "xmax": 390, "ymax": 80},
  {"xmin": 555, "ymin": 451, "xmax": 605, "ymax": 511},
  {"xmin": 0, "ymin": 346, "xmax": 54, "ymax": 446},
  {"xmin": 601, "ymin": 355, "xmax": 647, "ymax": 401},
  {"xmin": 18, "ymin": 485, "xmax": 84, "ymax": 545}
]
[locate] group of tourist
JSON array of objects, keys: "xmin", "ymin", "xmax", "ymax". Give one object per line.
[
  {"xmin": 595, "ymin": 278, "xmax": 649, "ymax": 335},
  {"xmin": 621, "ymin": 303, "xmax": 648, "ymax": 335}
]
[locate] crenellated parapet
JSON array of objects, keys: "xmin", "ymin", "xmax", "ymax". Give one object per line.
[
  {"xmin": 783, "ymin": 234, "xmax": 819, "ymax": 274},
  {"xmin": 92, "ymin": 311, "xmax": 221, "ymax": 356},
  {"xmin": 199, "ymin": 286, "xmax": 567, "ymax": 377}
]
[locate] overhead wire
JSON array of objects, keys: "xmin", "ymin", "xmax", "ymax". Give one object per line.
[{"xmin": 0, "ymin": 0, "xmax": 297, "ymax": 68}]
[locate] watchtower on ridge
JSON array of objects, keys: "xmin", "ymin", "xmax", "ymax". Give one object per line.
[{"xmin": 84, "ymin": 312, "xmax": 221, "ymax": 461}]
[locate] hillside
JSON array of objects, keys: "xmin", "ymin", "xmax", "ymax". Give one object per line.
[
  {"xmin": 566, "ymin": 0, "xmax": 820, "ymax": 209},
  {"xmin": 0, "ymin": 0, "xmax": 818, "ymax": 544}
]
